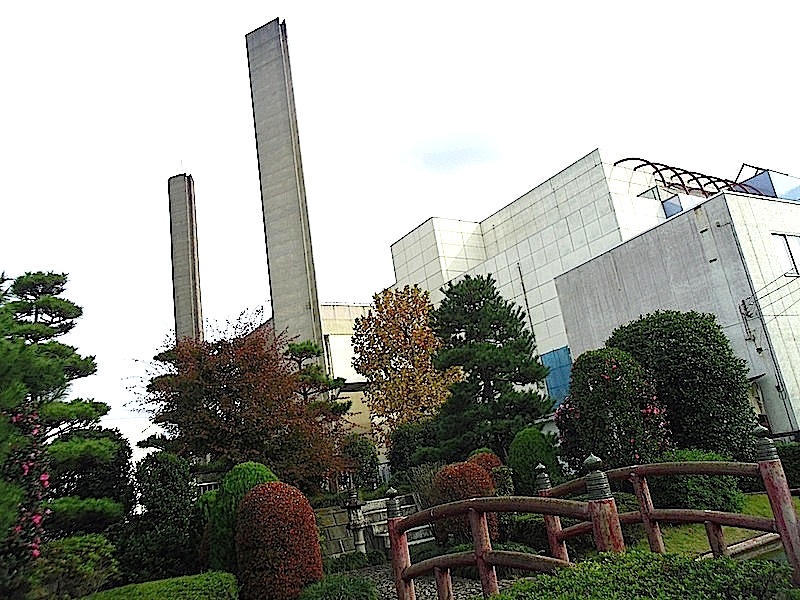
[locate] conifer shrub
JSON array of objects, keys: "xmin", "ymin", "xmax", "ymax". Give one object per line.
[
  {"xmin": 430, "ymin": 462, "xmax": 497, "ymax": 544},
  {"xmin": 507, "ymin": 426, "xmax": 561, "ymax": 495},
  {"xmin": 298, "ymin": 574, "xmax": 378, "ymax": 600},
  {"xmin": 647, "ymin": 448, "xmax": 745, "ymax": 513},
  {"xmin": 235, "ymin": 481, "xmax": 322, "ymax": 600},
  {"xmin": 209, "ymin": 461, "xmax": 277, "ymax": 573}
]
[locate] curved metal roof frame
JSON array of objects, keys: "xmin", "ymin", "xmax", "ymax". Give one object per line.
[{"xmin": 614, "ymin": 158, "xmax": 764, "ymax": 197}]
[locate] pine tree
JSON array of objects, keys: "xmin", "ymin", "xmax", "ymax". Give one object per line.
[{"xmin": 430, "ymin": 274, "xmax": 552, "ymax": 462}]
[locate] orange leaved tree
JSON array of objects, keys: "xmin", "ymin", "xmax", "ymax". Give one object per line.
[
  {"xmin": 351, "ymin": 285, "xmax": 461, "ymax": 444},
  {"xmin": 143, "ymin": 319, "xmax": 348, "ymax": 494}
]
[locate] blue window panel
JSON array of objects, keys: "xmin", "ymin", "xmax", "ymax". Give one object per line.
[
  {"xmin": 662, "ymin": 196, "xmax": 683, "ymax": 218},
  {"xmin": 541, "ymin": 346, "xmax": 572, "ymax": 406}
]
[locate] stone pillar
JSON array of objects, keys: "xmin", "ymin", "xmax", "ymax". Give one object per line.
[{"xmin": 344, "ymin": 479, "xmax": 367, "ymax": 554}]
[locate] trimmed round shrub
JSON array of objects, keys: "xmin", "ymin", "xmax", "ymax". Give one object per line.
[
  {"xmin": 491, "ymin": 551, "xmax": 799, "ymax": 600},
  {"xmin": 298, "ymin": 574, "xmax": 378, "ymax": 600},
  {"xmin": 555, "ymin": 348, "xmax": 667, "ymax": 474},
  {"xmin": 209, "ymin": 461, "xmax": 277, "ymax": 573},
  {"xmin": 606, "ymin": 310, "xmax": 757, "ymax": 461},
  {"xmin": 647, "ymin": 448, "xmax": 745, "ymax": 513},
  {"xmin": 27, "ymin": 534, "xmax": 119, "ymax": 599},
  {"xmin": 507, "ymin": 426, "xmax": 561, "ymax": 495},
  {"xmin": 430, "ymin": 462, "xmax": 497, "ymax": 544},
  {"xmin": 236, "ymin": 481, "xmax": 322, "ymax": 600},
  {"xmin": 467, "ymin": 450, "xmax": 503, "ymax": 473}
]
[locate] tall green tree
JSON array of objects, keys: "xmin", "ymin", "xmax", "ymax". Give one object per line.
[
  {"xmin": 0, "ymin": 272, "xmax": 108, "ymax": 597},
  {"xmin": 430, "ymin": 274, "xmax": 552, "ymax": 461},
  {"xmin": 606, "ymin": 310, "xmax": 756, "ymax": 460}
]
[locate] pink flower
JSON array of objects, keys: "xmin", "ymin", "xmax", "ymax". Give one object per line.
[
  {"xmin": 39, "ymin": 473, "xmax": 49, "ymax": 484},
  {"xmin": 31, "ymin": 548, "xmax": 40, "ymax": 559},
  {"xmin": 11, "ymin": 414, "xmax": 21, "ymax": 423},
  {"xmin": 12, "ymin": 525, "xmax": 22, "ymax": 535},
  {"xmin": 31, "ymin": 514, "xmax": 43, "ymax": 527},
  {"xmin": 21, "ymin": 463, "xmax": 30, "ymax": 476}
]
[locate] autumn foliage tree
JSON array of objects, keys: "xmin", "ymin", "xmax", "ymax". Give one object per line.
[
  {"xmin": 143, "ymin": 321, "xmax": 349, "ymax": 494},
  {"xmin": 352, "ymin": 285, "xmax": 461, "ymax": 442}
]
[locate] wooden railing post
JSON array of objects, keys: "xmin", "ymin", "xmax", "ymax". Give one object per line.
[
  {"xmin": 386, "ymin": 487, "xmax": 416, "ymax": 600},
  {"xmin": 535, "ymin": 463, "xmax": 570, "ymax": 561},
  {"xmin": 469, "ymin": 508, "xmax": 499, "ymax": 597},
  {"xmin": 434, "ymin": 567, "xmax": 454, "ymax": 600},
  {"xmin": 755, "ymin": 426, "xmax": 800, "ymax": 584},
  {"xmin": 705, "ymin": 521, "xmax": 729, "ymax": 557},
  {"xmin": 630, "ymin": 472, "xmax": 665, "ymax": 553},
  {"xmin": 585, "ymin": 454, "xmax": 625, "ymax": 553}
]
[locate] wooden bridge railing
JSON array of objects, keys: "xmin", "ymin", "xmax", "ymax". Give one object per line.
[{"xmin": 385, "ymin": 426, "xmax": 800, "ymax": 600}]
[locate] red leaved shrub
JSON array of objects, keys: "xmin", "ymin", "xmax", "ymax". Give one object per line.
[
  {"xmin": 467, "ymin": 451, "xmax": 503, "ymax": 474},
  {"xmin": 431, "ymin": 462, "xmax": 498, "ymax": 544},
  {"xmin": 235, "ymin": 482, "xmax": 322, "ymax": 600}
]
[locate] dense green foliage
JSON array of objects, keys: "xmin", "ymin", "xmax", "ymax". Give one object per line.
[
  {"xmin": 113, "ymin": 452, "xmax": 198, "ymax": 584},
  {"xmin": 647, "ymin": 448, "xmax": 745, "ymax": 513},
  {"xmin": 388, "ymin": 418, "xmax": 437, "ymax": 473},
  {"xmin": 507, "ymin": 426, "xmax": 561, "ymax": 495},
  {"xmin": 236, "ymin": 481, "xmax": 323, "ymax": 600},
  {"xmin": 0, "ymin": 272, "xmax": 108, "ymax": 597},
  {"xmin": 491, "ymin": 551, "xmax": 800, "ymax": 600},
  {"xmin": 555, "ymin": 348, "xmax": 667, "ymax": 473},
  {"xmin": 606, "ymin": 310, "xmax": 756, "ymax": 460},
  {"xmin": 341, "ymin": 434, "xmax": 379, "ymax": 490},
  {"xmin": 502, "ymin": 492, "xmax": 643, "ymax": 559},
  {"xmin": 209, "ymin": 461, "xmax": 278, "ymax": 574},
  {"xmin": 45, "ymin": 496, "xmax": 124, "ymax": 536},
  {"xmin": 777, "ymin": 442, "xmax": 800, "ymax": 489},
  {"xmin": 322, "ymin": 550, "xmax": 385, "ymax": 574},
  {"xmin": 298, "ymin": 574, "xmax": 379, "ymax": 600},
  {"xmin": 430, "ymin": 461, "xmax": 497, "ymax": 544},
  {"xmin": 84, "ymin": 571, "xmax": 238, "ymax": 600},
  {"xmin": 27, "ymin": 534, "xmax": 119, "ymax": 599},
  {"xmin": 430, "ymin": 274, "xmax": 553, "ymax": 462}
]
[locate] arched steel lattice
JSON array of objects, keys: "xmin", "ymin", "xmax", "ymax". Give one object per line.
[{"xmin": 614, "ymin": 158, "xmax": 764, "ymax": 198}]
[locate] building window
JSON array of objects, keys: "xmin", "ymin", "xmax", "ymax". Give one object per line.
[
  {"xmin": 772, "ymin": 233, "xmax": 800, "ymax": 274},
  {"xmin": 540, "ymin": 346, "xmax": 572, "ymax": 406}
]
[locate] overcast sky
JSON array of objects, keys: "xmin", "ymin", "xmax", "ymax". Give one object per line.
[{"xmin": 2, "ymin": 1, "xmax": 798, "ymax": 456}]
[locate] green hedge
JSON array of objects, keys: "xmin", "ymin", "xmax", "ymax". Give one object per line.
[
  {"xmin": 323, "ymin": 551, "xmax": 385, "ymax": 574},
  {"xmin": 82, "ymin": 571, "xmax": 237, "ymax": 599},
  {"xmin": 298, "ymin": 575, "xmax": 378, "ymax": 600},
  {"xmin": 778, "ymin": 442, "xmax": 800, "ymax": 489},
  {"xmin": 490, "ymin": 552, "xmax": 800, "ymax": 600}
]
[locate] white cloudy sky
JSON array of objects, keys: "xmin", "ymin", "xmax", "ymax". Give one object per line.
[{"xmin": 2, "ymin": 1, "xmax": 798, "ymax": 454}]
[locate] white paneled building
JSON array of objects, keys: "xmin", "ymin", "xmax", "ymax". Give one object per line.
[{"xmin": 391, "ymin": 148, "xmax": 800, "ymax": 435}]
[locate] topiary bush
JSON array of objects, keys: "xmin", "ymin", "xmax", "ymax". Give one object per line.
[
  {"xmin": 647, "ymin": 448, "xmax": 745, "ymax": 513},
  {"xmin": 45, "ymin": 496, "xmax": 124, "ymax": 536},
  {"xmin": 491, "ymin": 551, "xmax": 800, "ymax": 600},
  {"xmin": 209, "ymin": 461, "xmax": 278, "ymax": 574},
  {"xmin": 430, "ymin": 461, "xmax": 497, "ymax": 544},
  {"xmin": 27, "ymin": 534, "xmax": 119, "ymax": 599},
  {"xmin": 606, "ymin": 310, "xmax": 757, "ymax": 461},
  {"xmin": 507, "ymin": 426, "xmax": 561, "ymax": 495},
  {"xmin": 236, "ymin": 481, "xmax": 322, "ymax": 600},
  {"xmin": 83, "ymin": 571, "xmax": 237, "ymax": 599},
  {"xmin": 298, "ymin": 574, "xmax": 378, "ymax": 600},
  {"xmin": 555, "ymin": 348, "xmax": 667, "ymax": 474}
]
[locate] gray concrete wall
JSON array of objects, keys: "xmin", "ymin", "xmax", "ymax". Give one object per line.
[
  {"xmin": 168, "ymin": 174, "xmax": 203, "ymax": 341},
  {"xmin": 555, "ymin": 194, "xmax": 794, "ymax": 432},
  {"xmin": 246, "ymin": 19, "xmax": 323, "ymax": 347}
]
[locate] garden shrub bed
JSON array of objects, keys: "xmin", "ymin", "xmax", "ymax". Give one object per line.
[
  {"xmin": 83, "ymin": 571, "xmax": 237, "ymax": 599},
  {"xmin": 488, "ymin": 552, "xmax": 800, "ymax": 600}
]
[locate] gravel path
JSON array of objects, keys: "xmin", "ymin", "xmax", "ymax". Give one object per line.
[{"xmin": 352, "ymin": 565, "xmax": 518, "ymax": 600}]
